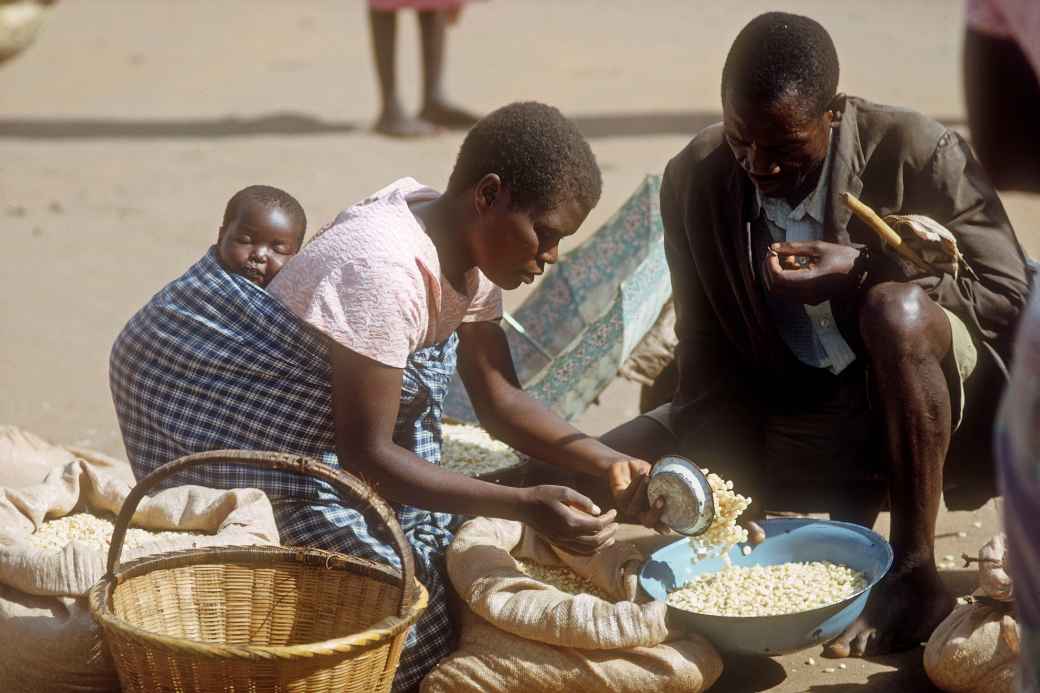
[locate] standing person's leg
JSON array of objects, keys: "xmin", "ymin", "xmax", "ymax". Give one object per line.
[
  {"xmin": 417, "ymin": 9, "xmax": 480, "ymax": 129},
  {"xmin": 825, "ymin": 282, "xmax": 958, "ymax": 657},
  {"xmin": 369, "ymin": 8, "xmax": 437, "ymax": 137}
]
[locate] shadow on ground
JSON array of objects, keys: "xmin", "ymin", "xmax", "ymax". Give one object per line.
[
  {"xmin": 805, "ymin": 649, "xmax": 940, "ymax": 693},
  {"xmin": 713, "ymin": 647, "xmax": 941, "ymax": 693},
  {"xmin": 0, "ymin": 112, "xmax": 359, "ymax": 138},
  {"xmin": 939, "ymin": 568, "xmax": 978, "ymax": 597},
  {"xmin": 715, "ymin": 654, "xmax": 789, "ymax": 692},
  {"xmin": 0, "ymin": 110, "xmax": 968, "ymax": 140}
]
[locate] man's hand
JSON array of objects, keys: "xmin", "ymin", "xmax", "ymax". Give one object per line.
[
  {"xmin": 608, "ymin": 459, "xmax": 668, "ymax": 531},
  {"xmin": 763, "ymin": 240, "xmax": 861, "ymax": 305},
  {"xmin": 521, "ymin": 485, "xmax": 618, "ymax": 555}
]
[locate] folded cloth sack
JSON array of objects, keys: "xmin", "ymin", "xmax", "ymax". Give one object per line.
[{"xmin": 884, "ymin": 213, "xmax": 979, "ymax": 280}]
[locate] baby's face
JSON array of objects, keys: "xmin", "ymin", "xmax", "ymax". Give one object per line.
[{"xmin": 217, "ymin": 204, "xmax": 303, "ymax": 287}]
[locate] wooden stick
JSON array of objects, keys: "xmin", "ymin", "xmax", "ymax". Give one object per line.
[{"xmin": 841, "ymin": 192, "xmax": 932, "ymax": 272}]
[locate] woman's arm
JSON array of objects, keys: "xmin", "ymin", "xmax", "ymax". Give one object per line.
[
  {"xmin": 328, "ymin": 339, "xmax": 617, "ymax": 554},
  {"xmin": 456, "ymin": 320, "xmax": 664, "ymax": 526}
]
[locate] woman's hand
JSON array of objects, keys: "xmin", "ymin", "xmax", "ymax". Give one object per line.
[
  {"xmin": 608, "ymin": 459, "xmax": 668, "ymax": 532},
  {"xmin": 520, "ymin": 485, "xmax": 618, "ymax": 555}
]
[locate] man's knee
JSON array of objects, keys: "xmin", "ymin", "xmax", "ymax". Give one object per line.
[{"xmin": 858, "ymin": 282, "xmax": 948, "ymax": 360}]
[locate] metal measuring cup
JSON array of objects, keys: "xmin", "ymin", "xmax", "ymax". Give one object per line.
[{"xmin": 646, "ymin": 455, "xmax": 716, "ymax": 536}]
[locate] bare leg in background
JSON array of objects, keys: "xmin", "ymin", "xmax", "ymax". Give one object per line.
[
  {"xmin": 417, "ymin": 10, "xmax": 480, "ymax": 129},
  {"xmin": 369, "ymin": 9, "xmax": 438, "ymax": 137}
]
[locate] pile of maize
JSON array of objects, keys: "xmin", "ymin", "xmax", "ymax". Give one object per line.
[
  {"xmin": 515, "ymin": 559, "xmax": 613, "ymax": 601},
  {"xmin": 441, "ymin": 423, "xmax": 522, "ymax": 476},
  {"xmin": 695, "ymin": 468, "xmax": 752, "ymax": 549},
  {"xmin": 667, "ymin": 561, "xmax": 867, "ymax": 617},
  {"xmin": 25, "ymin": 512, "xmax": 203, "ymax": 552}
]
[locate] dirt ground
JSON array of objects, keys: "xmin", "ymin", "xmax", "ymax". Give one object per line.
[{"xmin": 1, "ymin": 1, "xmax": 1034, "ymax": 691}]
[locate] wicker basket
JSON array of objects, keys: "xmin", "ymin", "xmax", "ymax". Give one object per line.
[{"xmin": 88, "ymin": 450, "xmax": 428, "ymax": 693}]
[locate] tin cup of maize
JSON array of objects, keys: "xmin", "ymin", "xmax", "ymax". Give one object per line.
[{"xmin": 647, "ymin": 455, "xmax": 716, "ymax": 536}]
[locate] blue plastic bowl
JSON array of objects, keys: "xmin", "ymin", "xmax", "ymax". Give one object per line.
[{"xmin": 639, "ymin": 518, "xmax": 893, "ymax": 656}]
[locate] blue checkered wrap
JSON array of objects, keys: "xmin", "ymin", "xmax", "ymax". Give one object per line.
[{"xmin": 110, "ymin": 248, "xmax": 459, "ymax": 691}]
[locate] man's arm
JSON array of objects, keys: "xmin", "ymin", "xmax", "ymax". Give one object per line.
[
  {"xmin": 910, "ymin": 129, "xmax": 1030, "ymax": 345},
  {"xmin": 327, "ymin": 340, "xmax": 617, "ymax": 554}
]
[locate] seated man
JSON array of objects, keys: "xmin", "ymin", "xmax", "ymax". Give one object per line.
[{"xmin": 603, "ymin": 12, "xmax": 1030, "ymax": 657}]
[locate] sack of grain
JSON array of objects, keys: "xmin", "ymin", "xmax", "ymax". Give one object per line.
[
  {"xmin": 421, "ymin": 517, "xmax": 722, "ymax": 693},
  {"xmin": 0, "ymin": 449, "xmax": 280, "ymax": 693},
  {"xmin": 924, "ymin": 533, "xmax": 1020, "ymax": 693},
  {"xmin": 0, "ymin": 0, "xmax": 50, "ymax": 65},
  {"xmin": 0, "ymin": 425, "xmax": 135, "ymax": 489}
]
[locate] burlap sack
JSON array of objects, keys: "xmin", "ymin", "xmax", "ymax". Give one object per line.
[
  {"xmin": 0, "ymin": 1, "xmax": 50, "ymax": 65},
  {"xmin": 0, "ymin": 444, "xmax": 280, "ymax": 693},
  {"xmin": 0, "ymin": 425, "xmax": 135, "ymax": 489},
  {"xmin": 925, "ymin": 534, "xmax": 1020, "ymax": 693},
  {"xmin": 423, "ymin": 608, "xmax": 722, "ymax": 693},
  {"xmin": 423, "ymin": 517, "xmax": 722, "ymax": 692}
]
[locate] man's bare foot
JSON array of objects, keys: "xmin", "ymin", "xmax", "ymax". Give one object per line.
[
  {"xmin": 374, "ymin": 108, "xmax": 440, "ymax": 138},
  {"xmin": 823, "ymin": 562, "xmax": 955, "ymax": 657},
  {"xmin": 419, "ymin": 101, "xmax": 480, "ymax": 130}
]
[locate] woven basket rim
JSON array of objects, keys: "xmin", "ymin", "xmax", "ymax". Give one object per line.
[{"xmin": 87, "ymin": 544, "xmax": 429, "ymax": 661}]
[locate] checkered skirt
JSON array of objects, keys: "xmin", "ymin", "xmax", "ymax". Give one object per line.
[{"xmin": 110, "ymin": 249, "xmax": 459, "ymax": 691}]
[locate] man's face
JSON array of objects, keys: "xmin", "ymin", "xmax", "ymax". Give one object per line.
[
  {"xmin": 217, "ymin": 203, "xmax": 303, "ymax": 287},
  {"xmin": 471, "ymin": 186, "xmax": 589, "ymax": 290},
  {"xmin": 723, "ymin": 90, "xmax": 833, "ymax": 202}
]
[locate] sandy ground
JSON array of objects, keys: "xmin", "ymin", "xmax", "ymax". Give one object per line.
[{"xmin": 1, "ymin": 1, "xmax": 1034, "ymax": 691}]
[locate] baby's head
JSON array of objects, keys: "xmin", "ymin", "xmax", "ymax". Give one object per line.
[{"xmin": 217, "ymin": 185, "xmax": 306, "ymax": 287}]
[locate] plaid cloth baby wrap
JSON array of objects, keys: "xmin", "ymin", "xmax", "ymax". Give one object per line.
[{"xmin": 110, "ymin": 248, "xmax": 459, "ymax": 692}]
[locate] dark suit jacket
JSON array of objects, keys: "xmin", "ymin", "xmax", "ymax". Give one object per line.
[{"xmin": 661, "ymin": 95, "xmax": 1030, "ymax": 473}]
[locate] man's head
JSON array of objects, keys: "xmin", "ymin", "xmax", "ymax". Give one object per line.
[
  {"xmin": 446, "ymin": 101, "xmax": 602, "ymax": 289},
  {"xmin": 217, "ymin": 185, "xmax": 306, "ymax": 287},
  {"xmin": 721, "ymin": 12, "xmax": 840, "ymax": 202}
]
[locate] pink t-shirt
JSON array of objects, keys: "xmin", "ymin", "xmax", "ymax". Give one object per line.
[{"xmin": 269, "ymin": 178, "xmax": 503, "ymax": 368}]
